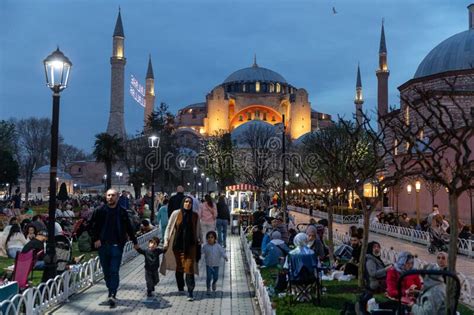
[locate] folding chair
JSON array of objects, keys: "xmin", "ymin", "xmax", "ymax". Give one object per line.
[
  {"xmin": 12, "ymin": 250, "xmax": 34, "ymax": 291},
  {"xmin": 287, "ymin": 253, "xmax": 321, "ymax": 305}
]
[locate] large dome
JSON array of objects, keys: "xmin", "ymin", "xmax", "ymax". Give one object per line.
[
  {"xmin": 223, "ymin": 64, "xmax": 287, "ymax": 84},
  {"xmin": 414, "ymin": 29, "xmax": 474, "ymax": 78}
]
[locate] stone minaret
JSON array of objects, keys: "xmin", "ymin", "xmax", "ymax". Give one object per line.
[
  {"xmin": 144, "ymin": 55, "xmax": 155, "ymax": 130},
  {"xmin": 106, "ymin": 8, "xmax": 127, "ymax": 139},
  {"xmin": 354, "ymin": 63, "xmax": 364, "ymax": 127},
  {"xmin": 376, "ymin": 20, "xmax": 389, "ymax": 127}
]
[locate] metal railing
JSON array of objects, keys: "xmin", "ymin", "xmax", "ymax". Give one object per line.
[
  {"xmin": 240, "ymin": 227, "xmax": 274, "ymax": 315},
  {"xmin": 0, "ymin": 228, "xmax": 159, "ymax": 315},
  {"xmin": 332, "ymin": 229, "xmax": 474, "ymax": 307},
  {"xmin": 288, "ymin": 205, "xmax": 363, "ymax": 224}
]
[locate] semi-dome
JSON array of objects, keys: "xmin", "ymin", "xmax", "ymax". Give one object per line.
[
  {"xmin": 223, "ymin": 64, "xmax": 287, "ymax": 84},
  {"xmin": 414, "ymin": 29, "xmax": 474, "ymax": 79}
]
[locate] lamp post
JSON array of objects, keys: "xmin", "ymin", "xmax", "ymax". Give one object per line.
[
  {"xmin": 179, "ymin": 159, "xmax": 186, "ymax": 185},
  {"xmin": 148, "ymin": 135, "xmax": 160, "ymax": 223},
  {"xmin": 115, "ymin": 171, "xmax": 123, "ymax": 191},
  {"xmin": 206, "ymin": 177, "xmax": 210, "ymax": 194},
  {"xmin": 415, "ymin": 180, "xmax": 421, "ymax": 226},
  {"xmin": 201, "ymin": 172, "xmax": 205, "ymax": 198},
  {"xmin": 193, "ymin": 167, "xmax": 198, "ymax": 197},
  {"xmin": 407, "ymin": 183, "xmax": 413, "ymax": 226},
  {"xmin": 42, "ymin": 47, "xmax": 72, "ymax": 282},
  {"xmin": 198, "ymin": 182, "xmax": 202, "ymax": 200},
  {"xmin": 282, "ymin": 114, "xmax": 287, "ymax": 222},
  {"xmin": 103, "ymin": 175, "xmax": 107, "ymax": 192}
]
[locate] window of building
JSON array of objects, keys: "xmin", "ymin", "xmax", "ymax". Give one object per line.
[
  {"xmin": 247, "ymin": 112, "xmax": 252, "ymax": 120},
  {"xmin": 271, "ymin": 116, "xmax": 276, "ymax": 122},
  {"xmin": 269, "ymin": 83, "xmax": 274, "ymax": 93},
  {"xmin": 405, "ymin": 106, "xmax": 410, "ymax": 125},
  {"xmin": 242, "ymin": 84, "xmax": 247, "ymax": 92},
  {"xmin": 263, "ymin": 112, "xmax": 267, "ymax": 121},
  {"xmin": 37, "ymin": 187, "xmax": 41, "ymax": 193},
  {"xmin": 394, "ymin": 139, "xmax": 398, "ymax": 155},
  {"xmin": 78, "ymin": 167, "xmax": 82, "ymax": 173},
  {"xmin": 276, "ymin": 83, "xmax": 281, "ymax": 93},
  {"xmin": 255, "ymin": 110, "xmax": 260, "ymax": 118},
  {"xmin": 239, "ymin": 115, "xmax": 243, "ymax": 121},
  {"xmin": 255, "ymin": 81, "xmax": 260, "ymax": 92}
]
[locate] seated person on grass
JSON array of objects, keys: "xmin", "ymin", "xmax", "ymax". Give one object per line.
[
  {"xmin": 365, "ymin": 241, "xmax": 391, "ymax": 292},
  {"xmin": 21, "ymin": 230, "xmax": 47, "ymax": 270},
  {"xmin": 4, "ymin": 224, "xmax": 28, "ymax": 258},
  {"xmin": 409, "ymin": 264, "xmax": 446, "ymax": 315},
  {"xmin": 340, "ymin": 235, "xmax": 362, "ymax": 278},
  {"xmin": 386, "ymin": 251, "xmax": 422, "ymax": 304},
  {"xmin": 260, "ymin": 231, "xmax": 289, "ymax": 268}
]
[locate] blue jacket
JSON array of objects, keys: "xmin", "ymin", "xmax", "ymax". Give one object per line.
[{"xmin": 262, "ymin": 240, "xmax": 289, "ymax": 267}]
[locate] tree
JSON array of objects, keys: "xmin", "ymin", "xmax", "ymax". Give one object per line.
[
  {"xmin": 0, "ymin": 120, "xmax": 17, "ymax": 154},
  {"xmin": 57, "ymin": 182, "xmax": 69, "ymax": 201},
  {"xmin": 424, "ymin": 179, "xmax": 441, "ymax": 208},
  {"xmin": 0, "ymin": 150, "xmax": 20, "ymax": 187},
  {"xmin": 59, "ymin": 143, "xmax": 87, "ymax": 171},
  {"xmin": 200, "ymin": 131, "xmax": 235, "ymax": 191},
  {"xmin": 93, "ymin": 133, "xmax": 125, "ymax": 190},
  {"xmin": 15, "ymin": 118, "xmax": 51, "ymax": 200}
]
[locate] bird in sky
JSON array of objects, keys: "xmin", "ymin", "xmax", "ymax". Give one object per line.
[{"xmin": 332, "ymin": 6, "xmax": 338, "ymax": 14}]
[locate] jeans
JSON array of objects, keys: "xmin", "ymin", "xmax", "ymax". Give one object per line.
[
  {"xmin": 145, "ymin": 269, "xmax": 160, "ymax": 293},
  {"xmin": 98, "ymin": 244, "xmax": 123, "ymax": 297},
  {"xmin": 206, "ymin": 266, "xmax": 219, "ymax": 289},
  {"xmin": 175, "ymin": 271, "xmax": 195, "ymax": 295},
  {"xmin": 216, "ymin": 219, "xmax": 228, "ymax": 247},
  {"xmin": 201, "ymin": 222, "xmax": 216, "ymax": 242},
  {"xmin": 7, "ymin": 247, "xmax": 22, "ymax": 259}
]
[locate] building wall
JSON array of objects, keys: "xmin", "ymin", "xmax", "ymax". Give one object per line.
[
  {"xmin": 289, "ymin": 89, "xmax": 311, "ymax": 139},
  {"xmin": 206, "ymin": 86, "xmax": 229, "ymax": 133}
]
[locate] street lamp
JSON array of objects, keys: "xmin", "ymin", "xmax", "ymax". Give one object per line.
[
  {"xmin": 179, "ymin": 159, "xmax": 187, "ymax": 185},
  {"xmin": 148, "ymin": 134, "xmax": 160, "ymax": 223},
  {"xmin": 205, "ymin": 177, "xmax": 210, "ymax": 194},
  {"xmin": 415, "ymin": 180, "xmax": 421, "ymax": 226},
  {"xmin": 200, "ymin": 172, "xmax": 205, "ymax": 198},
  {"xmin": 42, "ymin": 47, "xmax": 72, "ymax": 282},
  {"xmin": 193, "ymin": 166, "xmax": 198, "ymax": 197},
  {"xmin": 406, "ymin": 184, "xmax": 412, "ymax": 195},
  {"xmin": 115, "ymin": 171, "xmax": 123, "ymax": 191}
]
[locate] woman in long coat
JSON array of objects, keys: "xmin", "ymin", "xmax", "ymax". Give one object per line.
[{"xmin": 160, "ymin": 196, "xmax": 201, "ymax": 301}]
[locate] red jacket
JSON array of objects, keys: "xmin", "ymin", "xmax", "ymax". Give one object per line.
[{"xmin": 386, "ymin": 266, "xmax": 422, "ymax": 299}]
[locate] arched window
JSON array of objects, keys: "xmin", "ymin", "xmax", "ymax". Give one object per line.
[
  {"xmin": 276, "ymin": 83, "xmax": 281, "ymax": 93},
  {"xmin": 394, "ymin": 139, "xmax": 398, "ymax": 155},
  {"xmin": 269, "ymin": 83, "xmax": 275, "ymax": 93},
  {"xmin": 255, "ymin": 81, "xmax": 260, "ymax": 92},
  {"xmin": 242, "ymin": 84, "xmax": 247, "ymax": 92},
  {"xmin": 263, "ymin": 112, "xmax": 267, "ymax": 121},
  {"xmin": 247, "ymin": 112, "xmax": 252, "ymax": 120},
  {"xmin": 239, "ymin": 115, "xmax": 243, "ymax": 121}
]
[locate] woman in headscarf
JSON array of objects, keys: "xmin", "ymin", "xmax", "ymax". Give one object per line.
[
  {"xmin": 160, "ymin": 196, "xmax": 201, "ymax": 301},
  {"xmin": 306, "ymin": 225, "xmax": 325, "ymax": 261},
  {"xmin": 385, "ymin": 251, "xmax": 422, "ymax": 303},
  {"xmin": 290, "ymin": 233, "xmax": 314, "ymax": 255},
  {"xmin": 410, "ymin": 264, "xmax": 446, "ymax": 315},
  {"xmin": 261, "ymin": 231, "xmax": 289, "ymax": 267},
  {"xmin": 365, "ymin": 241, "xmax": 391, "ymax": 292}
]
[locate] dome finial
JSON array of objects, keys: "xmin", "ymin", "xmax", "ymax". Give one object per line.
[{"xmin": 252, "ymin": 53, "xmax": 258, "ymax": 67}]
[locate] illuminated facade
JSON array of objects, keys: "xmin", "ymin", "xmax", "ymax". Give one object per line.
[{"xmin": 175, "ymin": 57, "xmax": 332, "ymax": 145}]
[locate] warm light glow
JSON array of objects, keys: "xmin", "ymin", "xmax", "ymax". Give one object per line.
[
  {"xmin": 255, "ymin": 81, "xmax": 260, "ymax": 92},
  {"xmin": 193, "ymin": 166, "xmax": 198, "ymax": 174},
  {"xmin": 313, "ymin": 189, "xmax": 317, "ymax": 193},
  {"xmin": 415, "ymin": 180, "xmax": 421, "ymax": 192},
  {"xmin": 284, "ymin": 180, "xmax": 290, "ymax": 186},
  {"xmin": 407, "ymin": 184, "xmax": 412, "ymax": 195},
  {"xmin": 337, "ymin": 186, "xmax": 341, "ymax": 193},
  {"xmin": 295, "ymin": 173, "xmax": 300, "ymax": 178},
  {"xmin": 276, "ymin": 83, "xmax": 281, "ymax": 93}
]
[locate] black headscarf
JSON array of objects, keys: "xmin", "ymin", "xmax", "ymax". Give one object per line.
[{"xmin": 173, "ymin": 197, "xmax": 196, "ymax": 254}]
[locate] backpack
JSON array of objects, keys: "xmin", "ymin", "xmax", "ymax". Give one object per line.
[{"xmin": 78, "ymin": 231, "xmax": 92, "ymax": 252}]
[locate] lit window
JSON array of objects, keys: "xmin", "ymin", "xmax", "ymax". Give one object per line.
[
  {"xmin": 405, "ymin": 106, "xmax": 410, "ymax": 125},
  {"xmin": 243, "ymin": 84, "xmax": 246, "ymax": 92},
  {"xmin": 270, "ymin": 83, "xmax": 275, "ymax": 93},
  {"xmin": 419, "ymin": 129, "xmax": 424, "ymax": 140},
  {"xmin": 276, "ymin": 83, "xmax": 281, "ymax": 93},
  {"xmin": 271, "ymin": 116, "xmax": 276, "ymax": 122},
  {"xmin": 263, "ymin": 112, "xmax": 267, "ymax": 121},
  {"xmin": 255, "ymin": 81, "xmax": 260, "ymax": 92},
  {"xmin": 247, "ymin": 112, "xmax": 252, "ymax": 120},
  {"xmin": 239, "ymin": 115, "xmax": 243, "ymax": 121},
  {"xmin": 394, "ymin": 139, "xmax": 398, "ymax": 155}
]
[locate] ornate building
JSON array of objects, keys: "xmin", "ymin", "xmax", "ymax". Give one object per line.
[
  {"xmin": 174, "ymin": 57, "xmax": 333, "ymax": 148},
  {"xmin": 380, "ymin": 5, "xmax": 474, "ymax": 223}
]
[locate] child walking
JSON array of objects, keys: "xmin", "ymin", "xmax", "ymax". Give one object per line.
[
  {"xmin": 201, "ymin": 231, "xmax": 228, "ymax": 295},
  {"xmin": 134, "ymin": 236, "xmax": 163, "ymax": 297}
]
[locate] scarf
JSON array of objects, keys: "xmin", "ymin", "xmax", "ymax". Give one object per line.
[{"xmin": 173, "ymin": 208, "xmax": 196, "ymax": 254}]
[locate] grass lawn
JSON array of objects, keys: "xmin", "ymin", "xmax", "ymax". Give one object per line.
[{"xmin": 259, "ymin": 266, "xmax": 474, "ymax": 315}]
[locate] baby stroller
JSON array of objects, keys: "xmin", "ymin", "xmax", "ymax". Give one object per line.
[
  {"xmin": 428, "ymin": 227, "xmax": 449, "ymax": 254},
  {"xmin": 55, "ymin": 235, "xmax": 73, "ymax": 274}
]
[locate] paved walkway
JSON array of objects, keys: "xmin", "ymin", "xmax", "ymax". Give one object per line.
[
  {"xmin": 290, "ymin": 211, "xmax": 474, "ymax": 278},
  {"xmin": 50, "ymin": 235, "xmax": 258, "ymax": 315}
]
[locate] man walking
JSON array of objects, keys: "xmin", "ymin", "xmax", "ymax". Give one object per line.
[
  {"xmin": 91, "ymin": 189, "xmax": 138, "ymax": 308},
  {"xmin": 168, "ymin": 186, "xmax": 185, "ymax": 217}
]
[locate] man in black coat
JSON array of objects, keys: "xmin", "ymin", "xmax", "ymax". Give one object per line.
[
  {"xmin": 91, "ymin": 189, "xmax": 138, "ymax": 308},
  {"xmin": 167, "ymin": 186, "xmax": 185, "ymax": 218}
]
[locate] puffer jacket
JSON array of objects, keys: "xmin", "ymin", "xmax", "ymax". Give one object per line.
[
  {"xmin": 365, "ymin": 253, "xmax": 387, "ymax": 291},
  {"xmin": 411, "ymin": 277, "xmax": 446, "ymax": 315}
]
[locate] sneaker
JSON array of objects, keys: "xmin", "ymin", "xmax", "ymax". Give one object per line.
[
  {"xmin": 212, "ymin": 282, "xmax": 217, "ymax": 291},
  {"xmin": 187, "ymin": 292, "xmax": 194, "ymax": 301},
  {"xmin": 108, "ymin": 297, "xmax": 116, "ymax": 308}
]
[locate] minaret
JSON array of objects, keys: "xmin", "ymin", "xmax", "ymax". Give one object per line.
[
  {"xmin": 376, "ymin": 19, "xmax": 389, "ymax": 126},
  {"xmin": 354, "ymin": 63, "xmax": 364, "ymax": 126},
  {"xmin": 144, "ymin": 55, "xmax": 155, "ymax": 130},
  {"xmin": 106, "ymin": 8, "xmax": 127, "ymax": 139}
]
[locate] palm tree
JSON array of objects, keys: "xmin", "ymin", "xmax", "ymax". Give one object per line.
[{"xmin": 93, "ymin": 133, "xmax": 125, "ymax": 190}]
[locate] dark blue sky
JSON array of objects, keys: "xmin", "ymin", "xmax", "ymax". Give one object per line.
[{"xmin": 0, "ymin": 0, "xmax": 468, "ymax": 152}]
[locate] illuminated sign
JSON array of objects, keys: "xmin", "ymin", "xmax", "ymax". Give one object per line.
[{"xmin": 130, "ymin": 74, "xmax": 145, "ymax": 108}]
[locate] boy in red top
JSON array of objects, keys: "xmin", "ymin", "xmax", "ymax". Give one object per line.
[{"xmin": 386, "ymin": 251, "xmax": 422, "ymax": 304}]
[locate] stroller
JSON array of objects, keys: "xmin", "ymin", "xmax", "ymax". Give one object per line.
[
  {"xmin": 428, "ymin": 227, "xmax": 449, "ymax": 254},
  {"xmin": 55, "ymin": 235, "xmax": 73, "ymax": 274}
]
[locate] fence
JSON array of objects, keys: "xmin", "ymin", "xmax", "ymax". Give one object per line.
[
  {"xmin": 331, "ymin": 229, "xmax": 474, "ymax": 307},
  {"xmin": 364, "ymin": 221, "xmax": 474, "ymax": 258},
  {"xmin": 240, "ymin": 228, "xmax": 274, "ymax": 315},
  {"xmin": 288, "ymin": 205, "xmax": 363, "ymax": 224},
  {"xmin": 0, "ymin": 228, "xmax": 159, "ymax": 315}
]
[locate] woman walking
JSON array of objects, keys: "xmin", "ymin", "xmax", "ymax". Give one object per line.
[
  {"xmin": 160, "ymin": 196, "xmax": 201, "ymax": 301},
  {"xmin": 216, "ymin": 196, "xmax": 230, "ymax": 248},
  {"xmin": 199, "ymin": 194, "xmax": 217, "ymax": 242}
]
